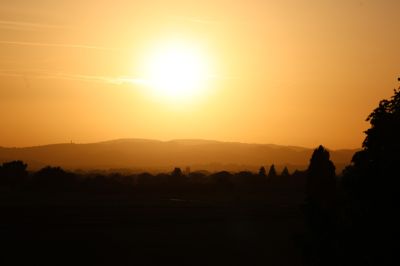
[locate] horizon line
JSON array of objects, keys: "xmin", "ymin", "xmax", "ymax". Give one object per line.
[{"xmin": 0, "ymin": 137, "xmax": 361, "ymax": 151}]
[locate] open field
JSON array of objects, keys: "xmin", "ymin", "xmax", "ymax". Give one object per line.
[{"xmin": 1, "ymin": 191, "xmax": 305, "ymax": 266}]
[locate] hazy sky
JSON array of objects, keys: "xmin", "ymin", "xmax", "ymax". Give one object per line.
[{"xmin": 1, "ymin": 0, "xmax": 399, "ymax": 148}]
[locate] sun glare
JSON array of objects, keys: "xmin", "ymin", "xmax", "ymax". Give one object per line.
[{"xmin": 144, "ymin": 41, "xmax": 210, "ymax": 101}]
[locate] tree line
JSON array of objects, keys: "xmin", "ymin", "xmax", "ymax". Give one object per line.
[{"xmin": 1, "ymin": 88, "xmax": 399, "ymax": 265}]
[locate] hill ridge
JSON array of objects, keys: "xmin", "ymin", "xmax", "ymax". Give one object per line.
[{"xmin": 0, "ymin": 138, "xmax": 359, "ymax": 172}]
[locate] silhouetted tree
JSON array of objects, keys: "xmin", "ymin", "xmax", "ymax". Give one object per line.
[
  {"xmin": 137, "ymin": 172, "xmax": 154, "ymax": 186},
  {"xmin": 340, "ymin": 89, "xmax": 400, "ymax": 265},
  {"xmin": 33, "ymin": 166, "xmax": 77, "ymax": 190},
  {"xmin": 304, "ymin": 146, "xmax": 337, "ymax": 266},
  {"xmin": 0, "ymin": 160, "xmax": 28, "ymax": 186},
  {"xmin": 171, "ymin": 167, "xmax": 183, "ymax": 177},
  {"xmin": 212, "ymin": 171, "xmax": 233, "ymax": 187},
  {"xmin": 267, "ymin": 164, "xmax": 277, "ymax": 178},
  {"xmin": 258, "ymin": 166, "xmax": 266, "ymax": 177},
  {"xmin": 306, "ymin": 146, "xmax": 336, "ymax": 207},
  {"xmin": 281, "ymin": 166, "xmax": 290, "ymax": 177},
  {"xmin": 343, "ymin": 88, "xmax": 400, "ymax": 204},
  {"xmin": 168, "ymin": 167, "xmax": 186, "ymax": 188}
]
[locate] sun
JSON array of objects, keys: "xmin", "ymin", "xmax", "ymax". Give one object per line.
[{"xmin": 144, "ymin": 41, "xmax": 210, "ymax": 101}]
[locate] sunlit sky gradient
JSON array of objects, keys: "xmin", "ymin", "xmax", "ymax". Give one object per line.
[{"xmin": 1, "ymin": 0, "xmax": 399, "ymax": 149}]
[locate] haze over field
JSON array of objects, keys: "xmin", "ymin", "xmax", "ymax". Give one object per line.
[{"xmin": 0, "ymin": 139, "xmax": 357, "ymax": 172}]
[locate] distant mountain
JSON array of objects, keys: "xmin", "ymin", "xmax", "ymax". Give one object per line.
[{"xmin": 0, "ymin": 139, "xmax": 359, "ymax": 173}]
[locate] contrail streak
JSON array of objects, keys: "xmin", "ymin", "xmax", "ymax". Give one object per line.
[
  {"xmin": 0, "ymin": 69, "xmax": 146, "ymax": 86},
  {"xmin": 0, "ymin": 20, "xmax": 66, "ymax": 30},
  {"xmin": 0, "ymin": 40, "xmax": 115, "ymax": 51}
]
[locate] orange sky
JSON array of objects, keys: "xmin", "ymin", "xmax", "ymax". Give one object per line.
[{"xmin": 1, "ymin": 0, "xmax": 399, "ymax": 149}]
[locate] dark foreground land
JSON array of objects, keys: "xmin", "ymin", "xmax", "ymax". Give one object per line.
[{"xmin": 1, "ymin": 185, "xmax": 305, "ymax": 266}]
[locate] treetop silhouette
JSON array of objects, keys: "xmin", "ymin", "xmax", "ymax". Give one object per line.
[
  {"xmin": 281, "ymin": 166, "xmax": 290, "ymax": 177},
  {"xmin": 268, "ymin": 164, "xmax": 277, "ymax": 178},
  {"xmin": 259, "ymin": 166, "xmax": 266, "ymax": 177},
  {"xmin": 344, "ymin": 88, "xmax": 400, "ymax": 202},
  {"xmin": 0, "ymin": 160, "xmax": 28, "ymax": 186},
  {"xmin": 306, "ymin": 145, "xmax": 336, "ymax": 207}
]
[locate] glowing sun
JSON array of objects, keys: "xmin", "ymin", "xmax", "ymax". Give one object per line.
[{"xmin": 144, "ymin": 41, "xmax": 210, "ymax": 101}]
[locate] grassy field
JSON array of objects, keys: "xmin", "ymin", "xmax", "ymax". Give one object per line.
[{"xmin": 1, "ymin": 191, "xmax": 305, "ymax": 266}]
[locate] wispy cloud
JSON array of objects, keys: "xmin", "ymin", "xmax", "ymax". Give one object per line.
[
  {"xmin": 47, "ymin": 73, "xmax": 147, "ymax": 85},
  {"xmin": 0, "ymin": 20, "xmax": 66, "ymax": 31},
  {"xmin": 0, "ymin": 40, "xmax": 115, "ymax": 51},
  {"xmin": 0, "ymin": 69, "xmax": 146, "ymax": 86},
  {"xmin": 0, "ymin": 69, "xmax": 233, "ymax": 87}
]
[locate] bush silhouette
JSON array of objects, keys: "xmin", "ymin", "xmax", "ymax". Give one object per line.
[
  {"xmin": 171, "ymin": 167, "xmax": 183, "ymax": 177},
  {"xmin": 211, "ymin": 171, "xmax": 233, "ymax": 187},
  {"xmin": 33, "ymin": 166, "xmax": 78, "ymax": 190},
  {"xmin": 0, "ymin": 160, "xmax": 28, "ymax": 187}
]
